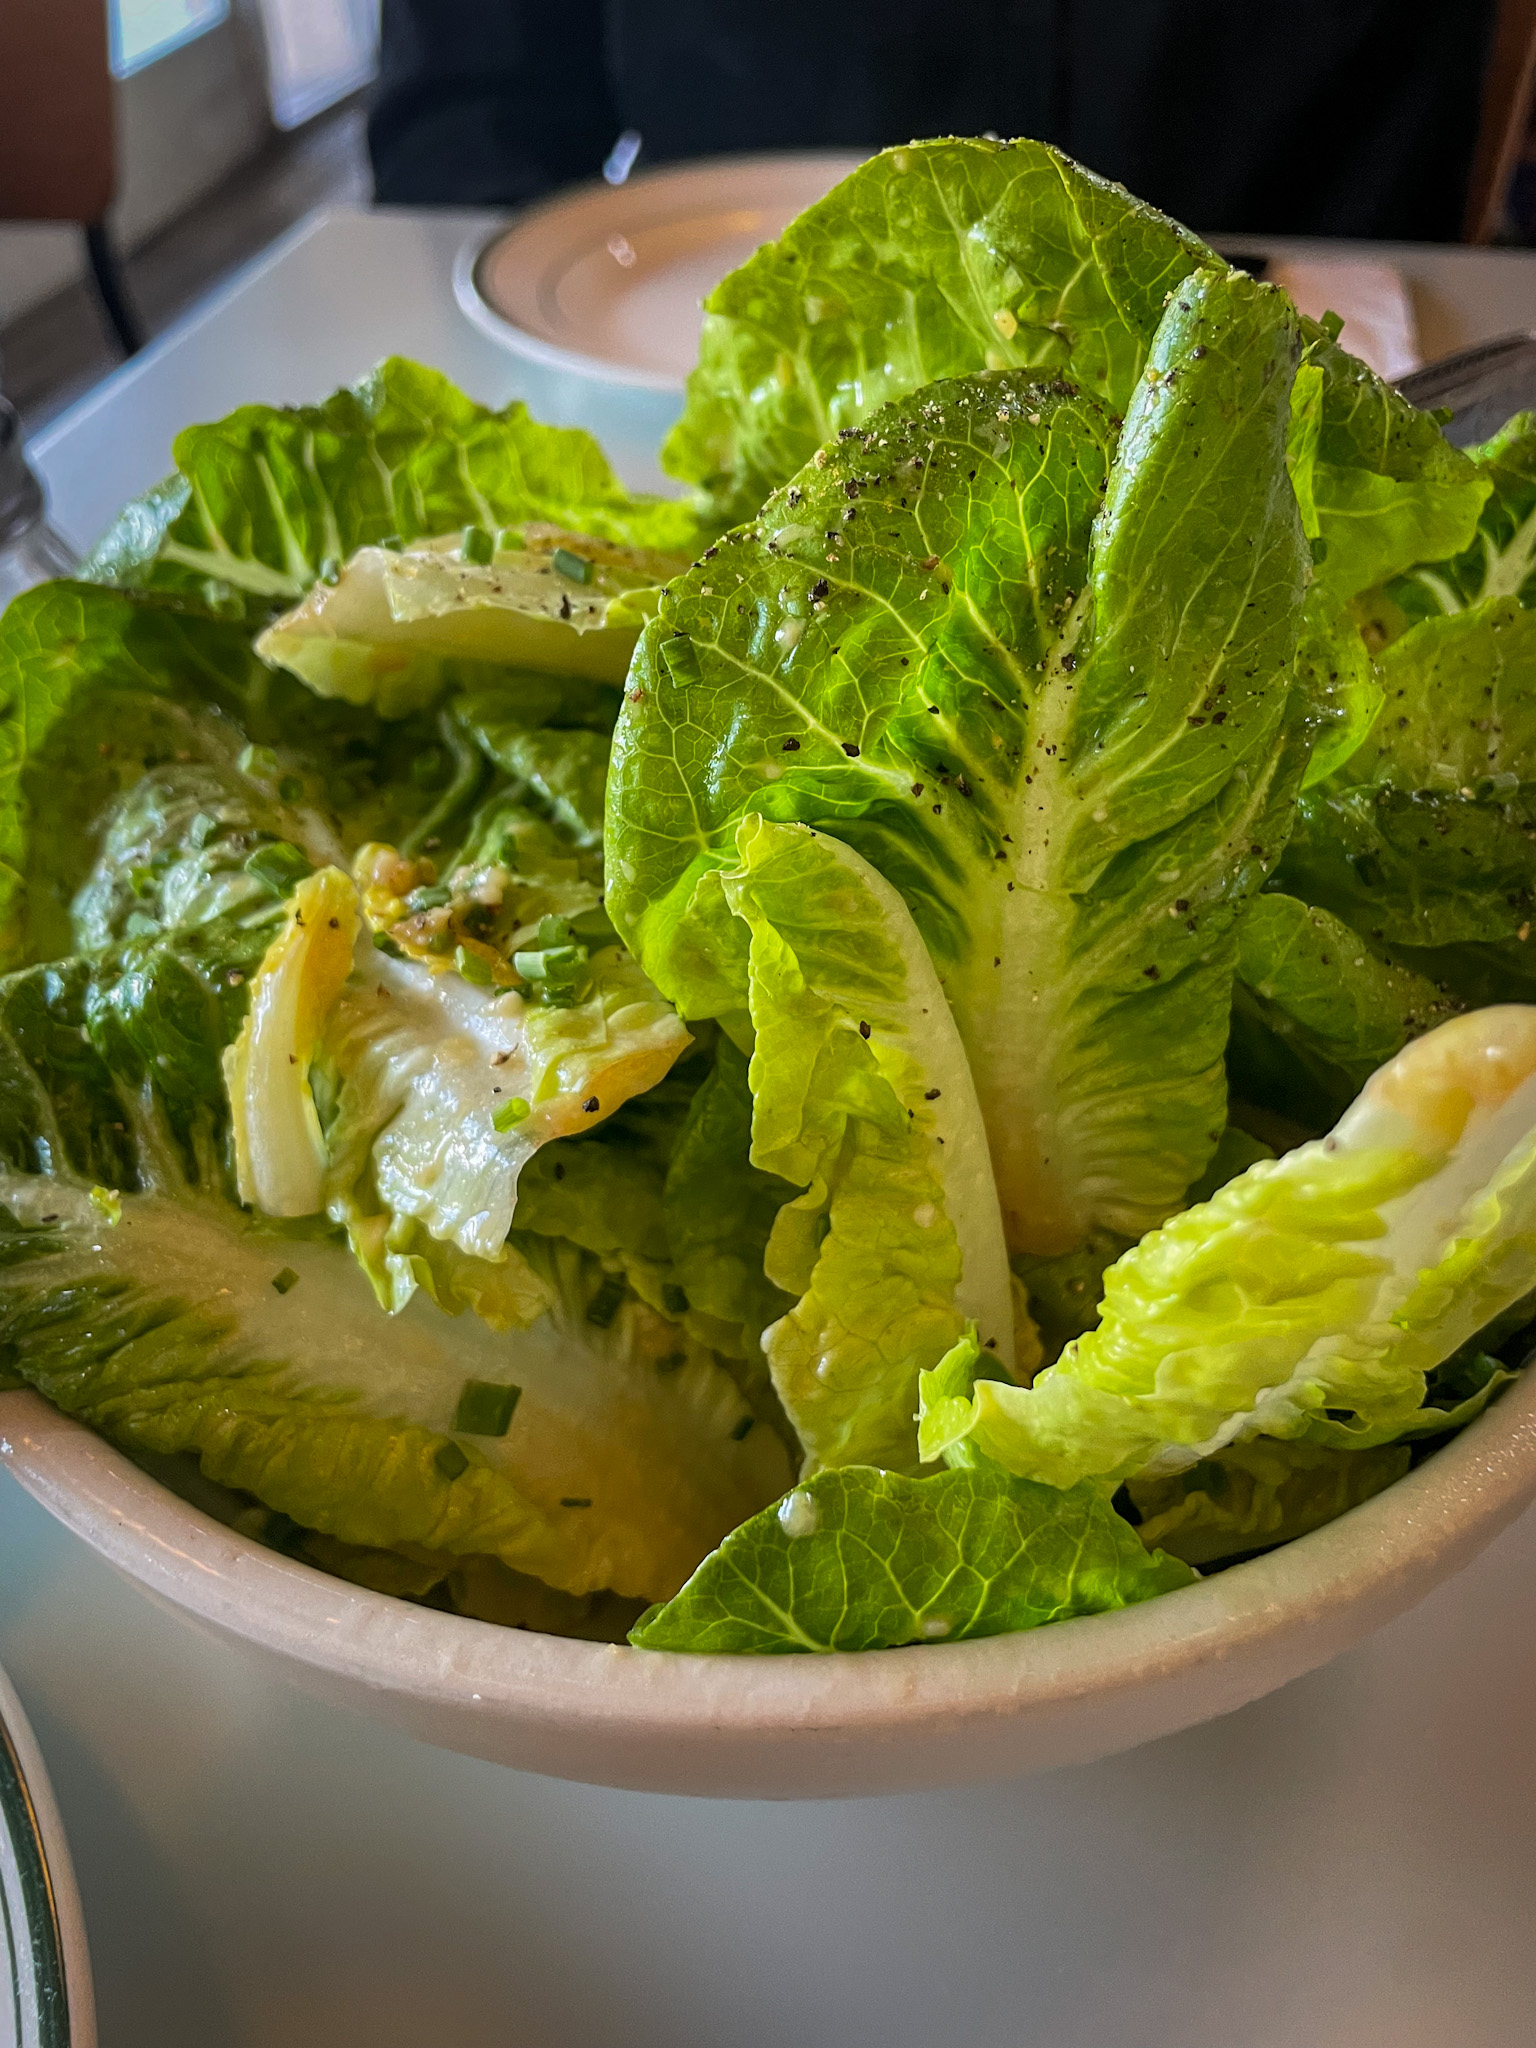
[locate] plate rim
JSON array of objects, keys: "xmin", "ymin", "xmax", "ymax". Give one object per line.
[
  {"xmin": 0, "ymin": 1662, "xmax": 94, "ymax": 2048},
  {"xmin": 453, "ymin": 149, "xmax": 866, "ymax": 393}
]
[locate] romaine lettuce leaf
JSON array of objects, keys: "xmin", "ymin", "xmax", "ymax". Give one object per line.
[
  {"xmin": 0, "ymin": 580, "xmax": 499, "ymax": 975},
  {"xmin": 1389, "ymin": 411, "xmax": 1536, "ymax": 622},
  {"xmin": 658, "ymin": 1034, "xmax": 797, "ymax": 1362},
  {"xmin": 1275, "ymin": 599, "xmax": 1536, "ymax": 993},
  {"xmin": 224, "ymin": 867, "xmax": 361, "ymax": 1218},
  {"xmin": 255, "ymin": 527, "xmax": 684, "ymax": 716},
  {"xmin": 722, "ymin": 814, "xmax": 1015, "ymax": 1471},
  {"xmin": 0, "ymin": 954, "xmax": 791, "ymax": 1604},
  {"xmin": 628, "ymin": 1463, "xmax": 1194, "ymax": 1652},
  {"xmin": 663, "ymin": 136, "xmax": 1486, "ymax": 587},
  {"xmin": 219, "ymin": 854, "xmax": 690, "ymax": 1256},
  {"xmin": 611, "ymin": 266, "xmax": 1309, "ymax": 1261},
  {"xmin": 919, "ymin": 1006, "xmax": 1536, "ymax": 1487},
  {"xmin": 1285, "ymin": 347, "xmax": 1489, "ymax": 608},
  {"xmin": 1293, "ymin": 587, "xmax": 1384, "ymax": 790},
  {"xmin": 1231, "ymin": 893, "xmax": 1460, "ymax": 1128},
  {"xmin": 663, "ymin": 136, "xmax": 1214, "ymax": 529},
  {"xmin": 84, "ymin": 357, "xmax": 702, "ymax": 615},
  {"xmin": 1123, "ymin": 1438, "xmax": 1410, "ymax": 1567},
  {"xmin": 0, "ymin": 1189, "xmax": 790, "ymax": 1602}
]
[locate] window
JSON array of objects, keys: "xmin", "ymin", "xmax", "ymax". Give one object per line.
[
  {"xmin": 108, "ymin": 0, "xmax": 231, "ymax": 81},
  {"xmin": 255, "ymin": 0, "xmax": 379, "ymax": 129}
]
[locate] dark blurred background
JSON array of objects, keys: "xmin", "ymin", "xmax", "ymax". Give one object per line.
[
  {"xmin": 369, "ymin": 0, "xmax": 1504, "ymax": 245},
  {"xmin": 3, "ymin": 0, "xmax": 1535, "ymax": 433}
]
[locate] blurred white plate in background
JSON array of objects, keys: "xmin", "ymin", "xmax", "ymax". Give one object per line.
[
  {"xmin": 1264, "ymin": 257, "xmax": 1421, "ymax": 379},
  {"xmin": 455, "ymin": 153, "xmax": 864, "ymax": 393}
]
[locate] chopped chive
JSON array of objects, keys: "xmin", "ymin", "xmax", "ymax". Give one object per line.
[
  {"xmin": 661, "ymin": 1283, "xmax": 689, "ymax": 1318},
  {"xmin": 405, "ymin": 882, "xmax": 452, "ymax": 912},
  {"xmin": 586, "ymin": 1272, "xmax": 627, "ymax": 1328},
  {"xmin": 730, "ymin": 1415, "xmax": 756, "ymax": 1441},
  {"xmin": 560, "ymin": 1496, "xmax": 592, "ymax": 1508},
  {"xmin": 372, "ymin": 930, "xmax": 405, "ymax": 958},
  {"xmin": 278, "ymin": 774, "xmax": 304, "ymax": 802},
  {"xmin": 434, "ymin": 1441, "xmax": 470, "ymax": 1481},
  {"xmin": 318, "ymin": 555, "xmax": 342, "ymax": 586},
  {"xmin": 237, "ymin": 742, "xmax": 280, "ymax": 780},
  {"xmin": 245, "ymin": 840, "xmax": 312, "ymax": 892},
  {"xmin": 551, "ymin": 546, "xmax": 592, "ymax": 584},
  {"xmin": 455, "ymin": 944, "xmax": 495, "ymax": 985},
  {"xmin": 271, "ymin": 1266, "xmax": 300, "ymax": 1294},
  {"xmin": 1319, "ymin": 309, "xmax": 1344, "ymax": 342},
  {"xmin": 461, "ymin": 522, "xmax": 494, "ymax": 565},
  {"xmin": 497, "ymin": 525, "xmax": 526, "ymax": 551},
  {"xmin": 492, "ymin": 1095, "xmax": 531, "ymax": 1133},
  {"xmin": 453, "ymin": 1377, "xmax": 522, "ymax": 1437}
]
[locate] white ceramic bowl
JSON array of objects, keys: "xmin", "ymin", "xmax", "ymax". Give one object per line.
[{"xmin": 4, "ymin": 1377, "xmax": 1535, "ymax": 1800}]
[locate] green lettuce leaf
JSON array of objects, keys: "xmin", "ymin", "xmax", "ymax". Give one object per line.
[
  {"xmin": 1292, "ymin": 587, "xmax": 1384, "ymax": 790},
  {"xmin": 1123, "ymin": 1438, "xmax": 1411, "ymax": 1567},
  {"xmin": 1231, "ymin": 893, "xmax": 1461, "ymax": 1129},
  {"xmin": 611, "ymin": 265, "xmax": 1309, "ymax": 1261},
  {"xmin": 1390, "ymin": 411, "xmax": 1536, "ymax": 622},
  {"xmin": 0, "ymin": 580, "xmax": 500, "ymax": 975},
  {"xmin": 254, "ymin": 528, "xmax": 684, "ymax": 717},
  {"xmin": 1275, "ymin": 599, "xmax": 1536, "ymax": 992},
  {"xmin": 84, "ymin": 357, "xmax": 702, "ymax": 615},
  {"xmin": 1285, "ymin": 347, "xmax": 1488, "ymax": 608},
  {"xmin": 658, "ymin": 1033, "xmax": 797, "ymax": 1362},
  {"xmin": 628, "ymin": 1463, "xmax": 1194, "ymax": 1652},
  {"xmin": 0, "ymin": 953, "xmax": 791, "ymax": 1605},
  {"xmin": 663, "ymin": 136, "xmax": 1214, "ymax": 529},
  {"xmin": 918, "ymin": 1007, "xmax": 1536, "ymax": 1487},
  {"xmin": 722, "ymin": 814, "xmax": 1015, "ymax": 1471},
  {"xmin": 663, "ymin": 136, "xmax": 1485, "ymax": 584}
]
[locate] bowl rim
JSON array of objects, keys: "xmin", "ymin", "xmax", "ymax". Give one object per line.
[
  {"xmin": 4, "ymin": 1367, "xmax": 1536, "ymax": 1758},
  {"xmin": 451, "ymin": 149, "xmax": 867, "ymax": 393}
]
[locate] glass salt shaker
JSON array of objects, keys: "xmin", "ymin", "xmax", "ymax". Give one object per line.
[{"xmin": 0, "ymin": 396, "xmax": 77, "ymax": 610}]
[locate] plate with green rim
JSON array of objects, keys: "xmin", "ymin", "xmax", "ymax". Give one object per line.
[{"xmin": 0, "ymin": 1665, "xmax": 93, "ymax": 2048}]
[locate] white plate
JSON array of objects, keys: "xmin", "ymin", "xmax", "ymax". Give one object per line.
[
  {"xmin": 454, "ymin": 153, "xmax": 864, "ymax": 392},
  {"xmin": 0, "ymin": 1663, "xmax": 93, "ymax": 2047}
]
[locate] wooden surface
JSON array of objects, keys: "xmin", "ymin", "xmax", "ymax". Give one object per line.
[
  {"xmin": 1467, "ymin": 0, "xmax": 1536, "ymax": 241},
  {"xmin": 0, "ymin": 0, "xmax": 114, "ymax": 224}
]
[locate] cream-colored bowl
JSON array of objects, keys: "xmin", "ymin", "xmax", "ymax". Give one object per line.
[{"xmin": 3, "ymin": 1377, "xmax": 1534, "ymax": 1800}]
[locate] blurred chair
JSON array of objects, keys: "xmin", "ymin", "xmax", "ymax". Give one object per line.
[
  {"xmin": 0, "ymin": 0, "xmax": 143, "ymax": 354},
  {"xmin": 1467, "ymin": 0, "xmax": 1536, "ymax": 240}
]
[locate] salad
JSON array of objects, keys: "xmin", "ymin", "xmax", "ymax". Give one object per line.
[{"xmin": 3, "ymin": 136, "xmax": 1536, "ymax": 1656}]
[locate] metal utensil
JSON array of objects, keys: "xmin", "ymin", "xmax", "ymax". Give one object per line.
[{"xmin": 1396, "ymin": 331, "xmax": 1536, "ymax": 445}]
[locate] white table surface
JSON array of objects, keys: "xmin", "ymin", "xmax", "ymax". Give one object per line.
[{"xmin": 8, "ymin": 206, "xmax": 1536, "ymax": 2048}]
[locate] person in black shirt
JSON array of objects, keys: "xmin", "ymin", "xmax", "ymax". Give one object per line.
[{"xmin": 369, "ymin": 0, "xmax": 1497, "ymax": 240}]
